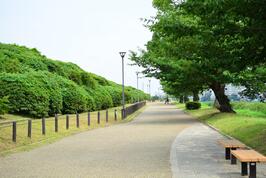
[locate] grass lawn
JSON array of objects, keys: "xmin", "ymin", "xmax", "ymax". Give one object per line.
[
  {"xmin": 0, "ymin": 104, "xmax": 146, "ymax": 156},
  {"xmin": 176, "ymin": 102, "xmax": 266, "ymax": 155}
]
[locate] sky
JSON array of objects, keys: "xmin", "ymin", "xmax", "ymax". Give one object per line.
[{"xmin": 0, "ymin": 0, "xmax": 163, "ymax": 96}]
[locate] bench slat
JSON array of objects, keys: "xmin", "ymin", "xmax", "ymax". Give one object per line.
[
  {"xmin": 218, "ymin": 139, "xmax": 246, "ymax": 148},
  {"xmin": 231, "ymin": 150, "xmax": 266, "ymax": 162}
]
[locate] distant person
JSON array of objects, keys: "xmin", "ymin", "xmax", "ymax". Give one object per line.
[{"xmin": 165, "ymin": 96, "xmax": 169, "ymax": 104}]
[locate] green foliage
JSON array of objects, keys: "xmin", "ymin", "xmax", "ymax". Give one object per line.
[
  {"xmin": 0, "ymin": 96, "xmax": 9, "ymax": 115},
  {"xmin": 0, "ymin": 72, "xmax": 50, "ymax": 117},
  {"xmin": 0, "ymin": 43, "xmax": 149, "ymax": 117},
  {"xmin": 86, "ymin": 86, "xmax": 113, "ymax": 110},
  {"xmin": 104, "ymin": 86, "xmax": 122, "ymax": 106},
  {"xmin": 58, "ymin": 78, "xmax": 88, "ymax": 114},
  {"xmin": 130, "ymin": 0, "xmax": 266, "ymax": 113},
  {"xmin": 185, "ymin": 101, "xmax": 201, "ymax": 110},
  {"xmin": 0, "ymin": 43, "xmax": 97, "ymax": 88}
]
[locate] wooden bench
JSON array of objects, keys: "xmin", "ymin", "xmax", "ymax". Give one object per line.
[
  {"xmin": 231, "ymin": 150, "xmax": 266, "ymax": 178},
  {"xmin": 218, "ymin": 139, "xmax": 246, "ymax": 164}
]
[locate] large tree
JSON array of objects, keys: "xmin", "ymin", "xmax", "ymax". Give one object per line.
[{"xmin": 130, "ymin": 0, "xmax": 266, "ymax": 112}]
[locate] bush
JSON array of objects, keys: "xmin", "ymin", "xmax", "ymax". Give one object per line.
[
  {"xmin": 104, "ymin": 86, "xmax": 122, "ymax": 106},
  {"xmin": 0, "ymin": 43, "xmax": 150, "ymax": 117},
  {"xmin": 85, "ymin": 86, "xmax": 113, "ymax": 110},
  {"xmin": 30, "ymin": 72, "xmax": 63, "ymax": 115},
  {"xmin": 0, "ymin": 73, "xmax": 50, "ymax": 117},
  {"xmin": 0, "ymin": 96, "xmax": 9, "ymax": 115},
  {"xmin": 186, "ymin": 101, "xmax": 201, "ymax": 110},
  {"xmin": 58, "ymin": 78, "xmax": 88, "ymax": 114}
]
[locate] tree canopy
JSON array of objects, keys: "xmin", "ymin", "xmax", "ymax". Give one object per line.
[{"xmin": 130, "ymin": 0, "xmax": 266, "ymax": 112}]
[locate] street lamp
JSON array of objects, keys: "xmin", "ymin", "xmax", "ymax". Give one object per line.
[
  {"xmin": 148, "ymin": 79, "xmax": 151, "ymax": 99},
  {"xmin": 119, "ymin": 52, "xmax": 126, "ymax": 119},
  {"xmin": 136, "ymin": 72, "xmax": 140, "ymax": 90},
  {"xmin": 136, "ymin": 72, "xmax": 140, "ymax": 102}
]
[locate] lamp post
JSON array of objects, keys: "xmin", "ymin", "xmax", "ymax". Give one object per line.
[
  {"xmin": 136, "ymin": 72, "xmax": 140, "ymax": 90},
  {"xmin": 119, "ymin": 52, "xmax": 126, "ymax": 118},
  {"xmin": 148, "ymin": 79, "xmax": 151, "ymax": 100},
  {"xmin": 136, "ymin": 72, "xmax": 140, "ymax": 102}
]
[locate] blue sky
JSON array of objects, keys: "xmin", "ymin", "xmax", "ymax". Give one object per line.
[{"xmin": 0, "ymin": 0, "xmax": 162, "ymax": 95}]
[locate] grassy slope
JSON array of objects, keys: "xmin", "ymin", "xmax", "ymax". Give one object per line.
[
  {"xmin": 0, "ymin": 104, "xmax": 146, "ymax": 156},
  {"xmin": 176, "ymin": 103, "xmax": 266, "ymax": 155}
]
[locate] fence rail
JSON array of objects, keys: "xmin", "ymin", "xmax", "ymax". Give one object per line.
[{"xmin": 122, "ymin": 101, "xmax": 146, "ymax": 119}]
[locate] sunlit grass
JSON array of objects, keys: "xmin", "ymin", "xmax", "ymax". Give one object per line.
[{"xmin": 0, "ymin": 104, "xmax": 144, "ymax": 155}]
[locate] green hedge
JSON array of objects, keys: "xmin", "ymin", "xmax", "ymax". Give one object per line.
[
  {"xmin": 104, "ymin": 86, "xmax": 122, "ymax": 106},
  {"xmin": 0, "ymin": 72, "xmax": 50, "ymax": 117},
  {"xmin": 0, "ymin": 43, "xmax": 150, "ymax": 117},
  {"xmin": 185, "ymin": 101, "xmax": 201, "ymax": 110},
  {"xmin": 0, "ymin": 96, "xmax": 9, "ymax": 115}
]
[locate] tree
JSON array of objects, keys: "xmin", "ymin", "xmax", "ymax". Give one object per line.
[{"xmin": 130, "ymin": 0, "xmax": 266, "ymax": 112}]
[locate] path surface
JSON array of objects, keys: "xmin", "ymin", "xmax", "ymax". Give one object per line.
[
  {"xmin": 171, "ymin": 123, "xmax": 266, "ymax": 178},
  {"xmin": 1, "ymin": 103, "xmax": 265, "ymax": 178},
  {"xmin": 0, "ymin": 103, "xmax": 196, "ymax": 178}
]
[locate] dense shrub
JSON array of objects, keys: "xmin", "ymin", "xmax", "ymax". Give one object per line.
[
  {"xmin": 59, "ymin": 80, "xmax": 88, "ymax": 114},
  {"xmin": 0, "ymin": 96, "xmax": 9, "ymax": 115},
  {"xmin": 104, "ymin": 86, "xmax": 122, "ymax": 106},
  {"xmin": 0, "ymin": 43, "xmax": 150, "ymax": 117},
  {"xmin": 185, "ymin": 101, "xmax": 201, "ymax": 110},
  {"xmin": 86, "ymin": 86, "xmax": 113, "ymax": 110},
  {"xmin": 30, "ymin": 71, "xmax": 63, "ymax": 115},
  {"xmin": 124, "ymin": 86, "xmax": 150, "ymax": 103},
  {"xmin": 0, "ymin": 43, "xmax": 97, "ymax": 88},
  {"xmin": 83, "ymin": 90, "xmax": 96, "ymax": 111},
  {"xmin": 0, "ymin": 73, "xmax": 50, "ymax": 117}
]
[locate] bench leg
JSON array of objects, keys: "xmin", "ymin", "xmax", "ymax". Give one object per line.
[
  {"xmin": 230, "ymin": 148, "xmax": 237, "ymax": 165},
  {"xmin": 225, "ymin": 148, "xmax": 230, "ymax": 160},
  {"xmin": 241, "ymin": 162, "xmax": 248, "ymax": 176},
  {"xmin": 249, "ymin": 162, "xmax": 256, "ymax": 178}
]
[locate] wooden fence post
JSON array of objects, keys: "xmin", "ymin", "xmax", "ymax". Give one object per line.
[
  {"xmin": 114, "ymin": 109, "xmax": 117, "ymax": 121},
  {"xmin": 97, "ymin": 111, "xmax": 100, "ymax": 124},
  {"xmin": 88, "ymin": 112, "xmax": 90, "ymax": 126},
  {"xmin": 28, "ymin": 120, "xmax": 32, "ymax": 138},
  {"xmin": 55, "ymin": 114, "xmax": 58, "ymax": 132},
  {"xmin": 121, "ymin": 109, "xmax": 126, "ymax": 119},
  {"xmin": 12, "ymin": 121, "xmax": 16, "ymax": 142},
  {"xmin": 106, "ymin": 110, "xmax": 108, "ymax": 122},
  {"xmin": 76, "ymin": 113, "xmax": 79, "ymax": 128},
  {"xmin": 42, "ymin": 117, "xmax": 46, "ymax": 135},
  {"xmin": 66, "ymin": 114, "xmax": 69, "ymax": 130}
]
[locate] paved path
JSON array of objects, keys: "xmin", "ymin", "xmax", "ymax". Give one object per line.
[
  {"xmin": 0, "ymin": 103, "xmax": 265, "ymax": 178},
  {"xmin": 171, "ymin": 123, "xmax": 266, "ymax": 178},
  {"xmin": 0, "ymin": 103, "xmax": 196, "ymax": 178}
]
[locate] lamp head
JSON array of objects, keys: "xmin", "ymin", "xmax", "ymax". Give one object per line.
[{"xmin": 119, "ymin": 52, "xmax": 126, "ymax": 58}]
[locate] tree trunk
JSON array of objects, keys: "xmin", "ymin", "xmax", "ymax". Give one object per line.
[
  {"xmin": 213, "ymin": 98, "xmax": 220, "ymax": 108},
  {"xmin": 192, "ymin": 91, "xmax": 199, "ymax": 101},
  {"xmin": 179, "ymin": 95, "xmax": 184, "ymax": 103},
  {"xmin": 184, "ymin": 95, "xmax": 189, "ymax": 103},
  {"xmin": 210, "ymin": 83, "xmax": 235, "ymax": 113}
]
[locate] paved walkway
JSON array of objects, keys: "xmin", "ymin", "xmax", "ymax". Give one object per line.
[
  {"xmin": 171, "ymin": 123, "xmax": 266, "ymax": 178},
  {"xmin": 0, "ymin": 103, "xmax": 265, "ymax": 178},
  {"xmin": 0, "ymin": 103, "xmax": 196, "ymax": 178}
]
